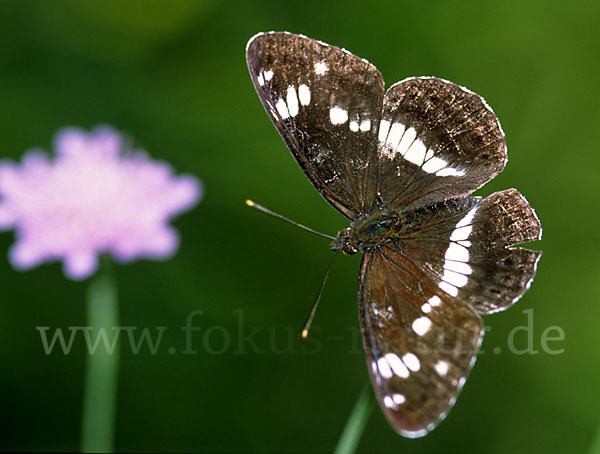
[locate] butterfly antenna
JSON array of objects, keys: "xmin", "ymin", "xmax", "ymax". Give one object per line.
[
  {"xmin": 301, "ymin": 249, "xmax": 339, "ymax": 338},
  {"xmin": 245, "ymin": 200, "xmax": 336, "ymax": 240}
]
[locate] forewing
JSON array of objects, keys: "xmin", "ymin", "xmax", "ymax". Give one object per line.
[
  {"xmin": 359, "ymin": 247, "xmax": 483, "ymax": 437},
  {"xmin": 397, "ymin": 189, "xmax": 542, "ymax": 314},
  {"xmin": 246, "ymin": 32, "xmax": 384, "ymax": 218},
  {"xmin": 376, "ymin": 77, "xmax": 506, "ymax": 207}
]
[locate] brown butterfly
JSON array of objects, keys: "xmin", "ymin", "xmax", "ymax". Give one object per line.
[{"xmin": 246, "ymin": 31, "xmax": 541, "ymax": 437}]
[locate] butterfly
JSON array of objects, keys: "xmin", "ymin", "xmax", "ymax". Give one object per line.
[{"xmin": 246, "ymin": 31, "xmax": 542, "ymax": 438}]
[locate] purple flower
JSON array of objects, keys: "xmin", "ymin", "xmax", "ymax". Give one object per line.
[{"xmin": 0, "ymin": 125, "xmax": 202, "ymax": 280}]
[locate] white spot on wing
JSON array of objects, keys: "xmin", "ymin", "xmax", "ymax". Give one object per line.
[
  {"xmin": 439, "ymin": 281, "xmax": 458, "ymax": 297},
  {"xmin": 360, "ymin": 119, "xmax": 371, "ymax": 132},
  {"xmin": 377, "ymin": 357, "xmax": 393, "ymax": 379},
  {"xmin": 256, "ymin": 72, "xmax": 265, "ymax": 86},
  {"xmin": 421, "ymin": 302, "xmax": 432, "ymax": 313},
  {"xmin": 403, "ymin": 138, "xmax": 428, "ymax": 166},
  {"xmin": 441, "ymin": 269, "xmax": 469, "ymax": 288},
  {"xmin": 385, "ymin": 353, "xmax": 410, "ymax": 378},
  {"xmin": 264, "ymin": 69, "xmax": 273, "ymax": 81},
  {"xmin": 383, "ymin": 393, "xmax": 406, "ymax": 409},
  {"xmin": 275, "ymin": 98, "xmax": 289, "ymax": 119},
  {"xmin": 396, "ymin": 127, "xmax": 417, "ymax": 156},
  {"xmin": 435, "ymin": 360, "xmax": 449, "ymax": 376},
  {"xmin": 387, "ymin": 123, "xmax": 407, "ymax": 151},
  {"xmin": 402, "ymin": 353, "xmax": 420, "ymax": 372},
  {"xmin": 378, "ymin": 120, "xmax": 391, "ymax": 143},
  {"xmin": 349, "ymin": 120, "xmax": 359, "ymax": 132},
  {"xmin": 437, "ymin": 167, "xmax": 465, "ymax": 177},
  {"xmin": 315, "ymin": 61, "xmax": 328, "ymax": 75},
  {"xmin": 403, "ymin": 428, "xmax": 429, "ymax": 439},
  {"xmin": 444, "ymin": 260, "xmax": 473, "ymax": 275},
  {"xmin": 383, "ymin": 395, "xmax": 395, "ymax": 408},
  {"xmin": 450, "ymin": 225, "xmax": 473, "ymax": 241},
  {"xmin": 393, "ymin": 393, "xmax": 406, "ymax": 404},
  {"xmin": 439, "ymin": 207, "xmax": 477, "ymax": 295},
  {"xmin": 286, "ymin": 86, "xmax": 299, "ymax": 117},
  {"xmin": 412, "ymin": 317, "xmax": 431, "ymax": 336},
  {"xmin": 428, "ymin": 295, "xmax": 441, "ymax": 307},
  {"xmin": 445, "ymin": 243, "xmax": 469, "ymax": 263},
  {"xmin": 298, "ymin": 84, "xmax": 311, "ymax": 106},
  {"xmin": 422, "ymin": 156, "xmax": 448, "ymax": 173},
  {"xmin": 456, "ymin": 207, "xmax": 478, "ymax": 228},
  {"xmin": 329, "ymin": 106, "xmax": 348, "ymax": 125}
]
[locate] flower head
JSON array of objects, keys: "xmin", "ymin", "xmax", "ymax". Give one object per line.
[{"xmin": 0, "ymin": 125, "xmax": 202, "ymax": 280}]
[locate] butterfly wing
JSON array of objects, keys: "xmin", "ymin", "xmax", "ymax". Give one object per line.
[
  {"xmin": 359, "ymin": 246, "xmax": 483, "ymax": 437},
  {"xmin": 246, "ymin": 32, "xmax": 384, "ymax": 219},
  {"xmin": 396, "ymin": 189, "xmax": 542, "ymax": 314},
  {"xmin": 376, "ymin": 77, "xmax": 506, "ymax": 207}
]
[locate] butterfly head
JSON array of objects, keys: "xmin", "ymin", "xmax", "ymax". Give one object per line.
[{"xmin": 332, "ymin": 227, "xmax": 359, "ymax": 255}]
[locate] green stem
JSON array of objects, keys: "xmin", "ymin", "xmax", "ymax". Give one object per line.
[
  {"xmin": 81, "ymin": 260, "xmax": 119, "ymax": 453},
  {"xmin": 590, "ymin": 419, "xmax": 600, "ymax": 454},
  {"xmin": 334, "ymin": 384, "xmax": 375, "ymax": 454}
]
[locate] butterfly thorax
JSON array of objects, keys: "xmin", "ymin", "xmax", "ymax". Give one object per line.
[{"xmin": 333, "ymin": 206, "xmax": 404, "ymax": 254}]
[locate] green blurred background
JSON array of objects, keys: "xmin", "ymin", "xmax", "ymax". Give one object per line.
[{"xmin": 1, "ymin": 0, "xmax": 599, "ymax": 452}]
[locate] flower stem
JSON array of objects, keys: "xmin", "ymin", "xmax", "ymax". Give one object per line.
[
  {"xmin": 81, "ymin": 260, "xmax": 119, "ymax": 453},
  {"xmin": 590, "ymin": 419, "xmax": 600, "ymax": 454},
  {"xmin": 334, "ymin": 384, "xmax": 375, "ymax": 454}
]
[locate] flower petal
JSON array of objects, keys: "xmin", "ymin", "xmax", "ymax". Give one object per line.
[
  {"xmin": 167, "ymin": 175, "xmax": 203, "ymax": 213},
  {"xmin": 54, "ymin": 127, "xmax": 88, "ymax": 159},
  {"xmin": 144, "ymin": 226, "xmax": 179, "ymax": 258},
  {"xmin": 0, "ymin": 161, "xmax": 23, "ymax": 195},
  {"xmin": 0, "ymin": 203, "xmax": 16, "ymax": 229},
  {"xmin": 90, "ymin": 125, "xmax": 123, "ymax": 158},
  {"xmin": 64, "ymin": 251, "xmax": 99, "ymax": 280},
  {"xmin": 9, "ymin": 240, "xmax": 48, "ymax": 269}
]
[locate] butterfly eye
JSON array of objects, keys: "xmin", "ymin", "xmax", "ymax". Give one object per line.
[{"xmin": 342, "ymin": 243, "xmax": 358, "ymax": 255}]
